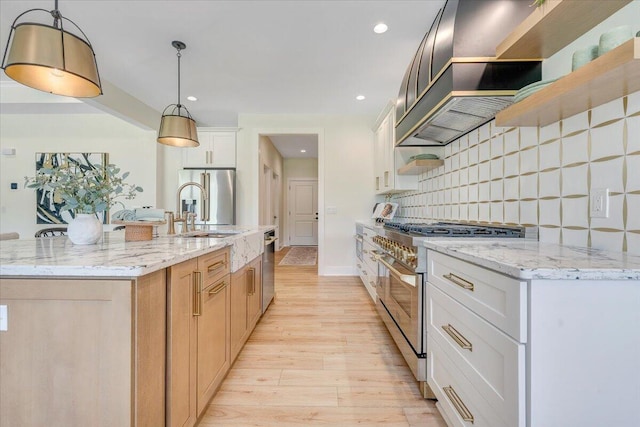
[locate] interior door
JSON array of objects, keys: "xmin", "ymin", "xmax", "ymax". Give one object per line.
[{"xmin": 288, "ymin": 179, "xmax": 318, "ymax": 246}]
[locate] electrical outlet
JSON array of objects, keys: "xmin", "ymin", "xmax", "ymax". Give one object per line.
[
  {"xmin": 0, "ymin": 305, "xmax": 7, "ymax": 332},
  {"xmin": 590, "ymin": 188, "xmax": 610, "ymax": 218}
]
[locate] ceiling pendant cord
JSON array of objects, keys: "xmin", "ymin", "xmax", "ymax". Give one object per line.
[
  {"xmin": 1, "ymin": 0, "xmax": 102, "ymax": 97},
  {"xmin": 176, "ymin": 44, "xmax": 182, "ymax": 112}
]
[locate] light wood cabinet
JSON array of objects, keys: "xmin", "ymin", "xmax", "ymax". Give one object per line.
[
  {"xmin": 247, "ymin": 255, "xmax": 262, "ymax": 330},
  {"xmin": 196, "ymin": 274, "xmax": 230, "ymax": 416},
  {"xmin": 230, "ymin": 255, "xmax": 262, "ymax": 362},
  {"xmin": 0, "ymin": 271, "xmax": 166, "ymax": 427},
  {"xmin": 182, "ymin": 128, "xmax": 237, "ymax": 168},
  {"xmin": 166, "ymin": 247, "xmax": 231, "ymax": 427},
  {"xmin": 167, "ymin": 258, "xmax": 198, "ymax": 427}
]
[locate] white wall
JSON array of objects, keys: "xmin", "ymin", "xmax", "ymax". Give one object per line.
[
  {"xmin": 237, "ymin": 114, "xmax": 375, "ymax": 275},
  {"xmin": 542, "ymin": 1, "xmax": 640, "ymax": 79},
  {"xmin": 0, "ymin": 114, "xmax": 157, "ymax": 238},
  {"xmin": 283, "ymin": 158, "xmax": 318, "ymax": 179}
]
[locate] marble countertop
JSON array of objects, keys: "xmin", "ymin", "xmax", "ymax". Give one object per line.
[
  {"xmin": 424, "ymin": 239, "xmax": 640, "ymax": 280},
  {"xmin": 0, "ymin": 225, "xmax": 274, "ymax": 278}
]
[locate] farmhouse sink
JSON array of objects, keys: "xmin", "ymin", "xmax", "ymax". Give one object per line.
[{"xmin": 185, "ymin": 230, "xmax": 242, "ymax": 238}]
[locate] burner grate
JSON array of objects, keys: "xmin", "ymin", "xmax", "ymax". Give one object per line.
[{"xmin": 384, "ymin": 222, "xmax": 524, "ymax": 238}]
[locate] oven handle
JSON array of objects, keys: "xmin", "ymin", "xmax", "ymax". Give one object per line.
[{"xmin": 377, "ymin": 256, "xmax": 416, "ymax": 288}]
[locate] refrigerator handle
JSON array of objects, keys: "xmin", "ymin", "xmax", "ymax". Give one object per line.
[{"xmin": 201, "ymin": 172, "xmax": 210, "ymax": 221}]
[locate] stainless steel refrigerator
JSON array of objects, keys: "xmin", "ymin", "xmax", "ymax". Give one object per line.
[{"xmin": 177, "ymin": 169, "xmax": 236, "ymax": 225}]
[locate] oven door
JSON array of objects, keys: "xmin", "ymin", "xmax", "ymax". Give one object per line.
[{"xmin": 378, "ymin": 256, "xmax": 424, "ymax": 354}]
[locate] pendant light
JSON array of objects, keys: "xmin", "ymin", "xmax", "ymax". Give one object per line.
[
  {"xmin": 157, "ymin": 41, "xmax": 199, "ymax": 147},
  {"xmin": 1, "ymin": 0, "xmax": 102, "ymax": 98}
]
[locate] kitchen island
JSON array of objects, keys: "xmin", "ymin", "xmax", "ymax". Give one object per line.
[
  {"xmin": 0, "ymin": 226, "xmax": 273, "ymax": 427},
  {"xmin": 423, "ymin": 239, "xmax": 640, "ymax": 427}
]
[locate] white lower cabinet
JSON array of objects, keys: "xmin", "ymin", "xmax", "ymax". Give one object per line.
[
  {"xmin": 356, "ymin": 224, "xmax": 380, "ymax": 302},
  {"xmin": 428, "ymin": 284, "xmax": 525, "ymax": 427},
  {"xmin": 427, "ymin": 249, "xmax": 640, "ymax": 427}
]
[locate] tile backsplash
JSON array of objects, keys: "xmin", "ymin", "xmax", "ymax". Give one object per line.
[{"xmin": 392, "ymin": 91, "xmax": 640, "ymax": 254}]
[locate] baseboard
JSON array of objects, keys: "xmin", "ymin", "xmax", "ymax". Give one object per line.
[{"xmin": 320, "ymin": 265, "xmax": 358, "ymax": 276}]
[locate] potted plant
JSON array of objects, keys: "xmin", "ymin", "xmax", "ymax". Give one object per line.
[{"xmin": 25, "ymin": 161, "xmax": 143, "ymax": 244}]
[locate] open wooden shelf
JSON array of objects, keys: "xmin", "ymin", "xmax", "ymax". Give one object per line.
[
  {"xmin": 496, "ymin": 0, "xmax": 631, "ymax": 59},
  {"xmin": 397, "ymin": 159, "xmax": 444, "ymax": 175},
  {"xmin": 495, "ymin": 38, "xmax": 639, "ymax": 127}
]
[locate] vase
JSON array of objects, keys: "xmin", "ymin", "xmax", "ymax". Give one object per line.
[{"xmin": 67, "ymin": 213, "xmax": 103, "ymax": 245}]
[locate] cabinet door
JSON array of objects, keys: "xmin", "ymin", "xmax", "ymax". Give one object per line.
[
  {"xmin": 196, "ymin": 274, "xmax": 230, "ymax": 416},
  {"xmin": 247, "ymin": 257, "xmax": 262, "ymax": 330},
  {"xmin": 167, "ymin": 259, "xmax": 198, "ymax": 427},
  {"xmin": 373, "ymin": 123, "xmax": 385, "ymax": 193},
  {"xmin": 211, "ymin": 132, "xmax": 236, "ymax": 167},
  {"xmin": 182, "ymin": 131, "xmax": 237, "ymax": 168},
  {"xmin": 0, "ymin": 278, "xmax": 134, "ymax": 427},
  {"xmin": 230, "ymin": 265, "xmax": 249, "ymax": 362},
  {"xmin": 383, "ymin": 113, "xmax": 396, "ymax": 190},
  {"xmin": 182, "ymin": 132, "xmax": 213, "ymax": 168}
]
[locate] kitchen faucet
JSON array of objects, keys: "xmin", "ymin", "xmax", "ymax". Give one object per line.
[{"xmin": 166, "ymin": 181, "xmax": 208, "ymax": 235}]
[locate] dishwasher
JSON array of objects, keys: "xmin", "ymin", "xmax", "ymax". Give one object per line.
[{"xmin": 262, "ymin": 230, "xmax": 276, "ymax": 313}]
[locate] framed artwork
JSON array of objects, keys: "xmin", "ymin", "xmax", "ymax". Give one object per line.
[
  {"xmin": 372, "ymin": 202, "xmax": 398, "ymax": 220},
  {"xmin": 34, "ymin": 152, "xmax": 109, "ymax": 224}
]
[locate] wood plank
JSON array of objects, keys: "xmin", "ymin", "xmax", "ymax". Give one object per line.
[
  {"xmin": 496, "ymin": 37, "xmax": 640, "ymax": 127},
  {"xmin": 212, "ymin": 385, "xmax": 338, "ymax": 407},
  {"xmin": 496, "ymin": 0, "xmax": 632, "ymax": 59},
  {"xmin": 199, "ymin": 406, "xmax": 413, "ymax": 427},
  {"xmin": 397, "ymin": 159, "xmax": 444, "ymax": 176}
]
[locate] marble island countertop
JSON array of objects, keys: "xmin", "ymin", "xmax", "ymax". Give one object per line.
[
  {"xmin": 0, "ymin": 225, "xmax": 274, "ymax": 278},
  {"xmin": 424, "ymin": 239, "xmax": 640, "ymax": 280}
]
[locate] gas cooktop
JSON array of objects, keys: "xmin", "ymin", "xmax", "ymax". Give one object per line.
[{"xmin": 383, "ymin": 222, "xmax": 525, "ymax": 238}]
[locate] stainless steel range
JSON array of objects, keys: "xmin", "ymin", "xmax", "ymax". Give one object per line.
[{"xmin": 372, "ymin": 222, "xmax": 526, "ymax": 398}]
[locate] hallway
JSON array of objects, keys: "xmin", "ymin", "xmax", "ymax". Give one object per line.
[{"xmin": 199, "ymin": 248, "xmax": 446, "ymax": 426}]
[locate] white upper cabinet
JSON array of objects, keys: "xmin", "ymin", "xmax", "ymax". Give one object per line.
[
  {"xmin": 182, "ymin": 128, "xmax": 237, "ymax": 168},
  {"xmin": 373, "ymin": 103, "xmax": 442, "ymax": 195}
]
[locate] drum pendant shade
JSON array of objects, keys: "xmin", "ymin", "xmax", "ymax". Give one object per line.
[
  {"xmin": 157, "ymin": 40, "xmax": 199, "ymax": 147},
  {"xmin": 2, "ymin": 8, "xmax": 102, "ymax": 98},
  {"xmin": 158, "ymin": 113, "xmax": 199, "ymax": 147}
]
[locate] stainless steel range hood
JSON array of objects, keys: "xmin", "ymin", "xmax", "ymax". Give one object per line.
[{"xmin": 395, "ymin": 0, "xmax": 542, "ymax": 146}]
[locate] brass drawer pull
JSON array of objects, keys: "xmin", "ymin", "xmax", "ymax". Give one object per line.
[
  {"xmin": 193, "ymin": 271, "xmax": 203, "ymax": 316},
  {"xmin": 443, "ymin": 273, "xmax": 474, "ymax": 291},
  {"xmin": 207, "ymin": 260, "xmax": 226, "ymax": 273},
  {"xmin": 247, "ymin": 267, "xmax": 255, "ymax": 295},
  {"xmin": 208, "ymin": 281, "xmax": 227, "ymax": 296},
  {"xmin": 442, "ymin": 324, "xmax": 473, "ymax": 351},
  {"xmin": 443, "ymin": 386, "xmax": 474, "ymax": 423}
]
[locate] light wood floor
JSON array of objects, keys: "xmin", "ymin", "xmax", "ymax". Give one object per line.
[{"xmin": 199, "ymin": 247, "xmax": 447, "ymax": 427}]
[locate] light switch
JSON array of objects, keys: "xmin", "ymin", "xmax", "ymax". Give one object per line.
[
  {"xmin": 0, "ymin": 305, "xmax": 7, "ymax": 331},
  {"xmin": 326, "ymin": 206, "xmax": 337, "ymax": 214},
  {"xmin": 590, "ymin": 188, "xmax": 610, "ymax": 218}
]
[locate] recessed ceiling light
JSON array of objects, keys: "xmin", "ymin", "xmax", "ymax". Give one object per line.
[
  {"xmin": 186, "ymin": 96, "xmax": 197, "ymax": 101},
  {"xmin": 373, "ymin": 23, "xmax": 388, "ymax": 34},
  {"xmin": 300, "ymin": 149, "xmax": 307, "ymax": 153},
  {"xmin": 356, "ymin": 95, "xmax": 366, "ymax": 101}
]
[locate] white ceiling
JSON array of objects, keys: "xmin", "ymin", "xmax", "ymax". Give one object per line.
[
  {"xmin": 0, "ymin": 0, "xmax": 445, "ymax": 153},
  {"xmin": 268, "ymin": 134, "xmax": 318, "ymax": 158}
]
